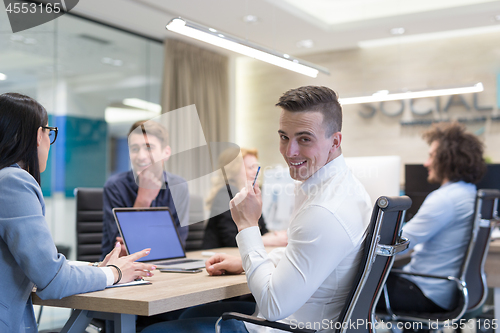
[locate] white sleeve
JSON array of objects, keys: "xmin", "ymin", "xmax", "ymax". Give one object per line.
[
  {"xmin": 68, "ymin": 261, "xmax": 114, "ymax": 286},
  {"xmin": 236, "ymin": 206, "xmax": 356, "ymax": 321},
  {"xmin": 100, "ymin": 267, "xmax": 115, "ymax": 286},
  {"xmin": 268, "ymin": 247, "xmax": 286, "ymax": 267}
]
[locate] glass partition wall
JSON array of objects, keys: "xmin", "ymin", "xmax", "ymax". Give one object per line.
[
  {"xmin": 0, "ymin": 7, "xmax": 163, "ymax": 260},
  {"xmin": 1, "ymin": 6, "xmax": 163, "ymax": 330}
]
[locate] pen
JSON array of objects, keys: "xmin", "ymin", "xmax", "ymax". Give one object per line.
[
  {"xmin": 221, "ymin": 167, "xmax": 233, "ymax": 200},
  {"xmin": 252, "ymin": 166, "xmax": 261, "ymax": 187}
]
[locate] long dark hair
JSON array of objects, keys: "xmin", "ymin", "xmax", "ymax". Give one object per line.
[{"xmin": 0, "ymin": 93, "xmax": 48, "ymax": 185}]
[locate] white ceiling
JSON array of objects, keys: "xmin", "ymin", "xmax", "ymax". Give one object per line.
[
  {"xmin": 72, "ymin": 0, "xmax": 500, "ymax": 57},
  {"xmin": 1, "ymin": 0, "xmax": 500, "ymax": 112}
]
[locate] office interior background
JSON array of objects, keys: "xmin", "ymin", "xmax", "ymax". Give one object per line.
[{"xmin": 1, "ymin": 0, "xmax": 500, "ymax": 264}]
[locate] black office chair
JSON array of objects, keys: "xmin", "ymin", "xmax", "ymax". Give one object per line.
[
  {"xmin": 185, "ymin": 194, "xmax": 207, "ymax": 251},
  {"xmin": 457, "ymin": 189, "xmax": 500, "ymax": 329},
  {"xmin": 378, "ymin": 189, "xmax": 500, "ymax": 331},
  {"xmin": 216, "ymin": 195, "xmax": 412, "ymax": 333},
  {"xmin": 75, "ymin": 187, "xmax": 104, "ymax": 262}
]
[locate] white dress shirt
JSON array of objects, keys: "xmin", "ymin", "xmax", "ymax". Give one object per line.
[
  {"xmin": 402, "ymin": 181, "xmax": 476, "ymax": 310},
  {"xmin": 68, "ymin": 261, "xmax": 115, "ymax": 286},
  {"xmin": 236, "ymin": 154, "xmax": 372, "ymax": 332}
]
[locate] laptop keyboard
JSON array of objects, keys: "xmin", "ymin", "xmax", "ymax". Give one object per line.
[{"xmin": 156, "ymin": 259, "xmax": 200, "ymax": 266}]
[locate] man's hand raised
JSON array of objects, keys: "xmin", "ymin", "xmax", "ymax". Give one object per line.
[
  {"xmin": 134, "ymin": 169, "xmax": 163, "ymax": 207},
  {"xmin": 230, "ymin": 181, "xmax": 263, "ymax": 232}
]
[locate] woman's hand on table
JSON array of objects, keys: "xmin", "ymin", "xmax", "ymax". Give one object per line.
[{"xmin": 101, "ymin": 242, "xmax": 156, "ymax": 284}]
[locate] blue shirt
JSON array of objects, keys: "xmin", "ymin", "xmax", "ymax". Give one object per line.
[
  {"xmin": 101, "ymin": 170, "xmax": 189, "ymax": 259},
  {"xmin": 403, "ymin": 181, "xmax": 476, "ymax": 310}
]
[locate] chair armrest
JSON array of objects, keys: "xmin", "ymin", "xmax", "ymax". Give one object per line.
[
  {"xmin": 216, "ymin": 312, "xmax": 316, "ymax": 333},
  {"xmin": 376, "ymin": 237, "xmax": 410, "ymax": 256}
]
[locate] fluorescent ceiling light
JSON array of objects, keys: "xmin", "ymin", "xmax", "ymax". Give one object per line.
[
  {"xmin": 359, "ymin": 25, "xmax": 500, "ymax": 48},
  {"xmin": 166, "ymin": 18, "xmax": 329, "ymax": 78},
  {"xmin": 339, "ymin": 83, "xmax": 483, "ymax": 105},
  {"xmin": 123, "ymin": 98, "xmax": 162, "ymax": 113},
  {"xmin": 101, "ymin": 57, "xmax": 123, "ymax": 67},
  {"xmin": 0, "ymin": 73, "xmax": 7, "ymax": 80},
  {"xmin": 105, "ymin": 107, "xmax": 160, "ymax": 123}
]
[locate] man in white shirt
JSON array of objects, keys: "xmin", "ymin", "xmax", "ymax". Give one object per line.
[
  {"xmin": 383, "ymin": 122, "xmax": 486, "ymax": 313},
  {"xmin": 206, "ymin": 86, "xmax": 373, "ymax": 332},
  {"xmin": 141, "ymin": 86, "xmax": 372, "ymax": 333}
]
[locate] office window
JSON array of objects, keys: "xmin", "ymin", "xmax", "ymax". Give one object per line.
[
  {"xmin": 0, "ymin": 5, "xmax": 163, "ymax": 261},
  {"xmin": 0, "ymin": 9, "xmax": 163, "ymax": 196}
]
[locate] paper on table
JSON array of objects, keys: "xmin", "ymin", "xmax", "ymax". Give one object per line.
[
  {"xmin": 492, "ymin": 227, "xmax": 500, "ymax": 240},
  {"xmin": 106, "ymin": 280, "xmax": 151, "ymax": 288}
]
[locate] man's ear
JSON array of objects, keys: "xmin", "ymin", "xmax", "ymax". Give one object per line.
[
  {"xmin": 162, "ymin": 145, "xmax": 172, "ymax": 161},
  {"xmin": 37, "ymin": 127, "xmax": 43, "ymax": 147},
  {"xmin": 331, "ymin": 132, "xmax": 342, "ymax": 152}
]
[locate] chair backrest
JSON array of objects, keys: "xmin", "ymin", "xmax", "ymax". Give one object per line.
[
  {"xmin": 75, "ymin": 187, "xmax": 104, "ymax": 262},
  {"xmin": 185, "ymin": 194, "xmax": 206, "ymax": 251},
  {"xmin": 377, "ymin": 189, "xmax": 499, "ymax": 326},
  {"xmin": 337, "ymin": 196, "xmax": 412, "ymax": 333},
  {"xmin": 463, "ymin": 189, "xmax": 500, "ymax": 312}
]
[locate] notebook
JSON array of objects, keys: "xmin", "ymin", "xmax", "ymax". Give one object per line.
[{"xmin": 113, "ymin": 207, "xmax": 206, "ymax": 269}]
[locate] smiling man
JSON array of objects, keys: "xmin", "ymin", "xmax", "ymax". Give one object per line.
[
  {"xmin": 200, "ymin": 86, "xmax": 373, "ymax": 332},
  {"xmin": 101, "ymin": 120, "xmax": 189, "ymax": 258}
]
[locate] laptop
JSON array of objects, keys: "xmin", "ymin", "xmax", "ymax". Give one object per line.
[{"xmin": 113, "ymin": 207, "xmax": 206, "ymax": 269}]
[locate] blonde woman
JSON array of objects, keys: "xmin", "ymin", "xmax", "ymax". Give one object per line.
[{"xmin": 202, "ymin": 148, "xmax": 287, "ymax": 249}]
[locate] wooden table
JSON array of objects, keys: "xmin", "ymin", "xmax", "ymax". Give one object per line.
[
  {"xmin": 33, "ymin": 248, "xmax": 249, "ymax": 333},
  {"xmin": 33, "ymin": 242, "xmax": 500, "ymax": 333},
  {"xmin": 484, "ymin": 239, "xmax": 500, "ymax": 333}
]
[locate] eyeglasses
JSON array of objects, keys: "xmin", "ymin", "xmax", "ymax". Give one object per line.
[{"xmin": 42, "ymin": 126, "xmax": 58, "ymax": 145}]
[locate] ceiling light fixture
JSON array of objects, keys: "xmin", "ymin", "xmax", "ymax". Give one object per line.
[
  {"xmin": 122, "ymin": 98, "xmax": 162, "ymax": 113},
  {"xmin": 296, "ymin": 39, "xmax": 314, "ymax": 49},
  {"xmin": 339, "ymin": 82, "xmax": 484, "ymax": 105},
  {"xmin": 359, "ymin": 25, "xmax": 500, "ymax": 48},
  {"xmin": 166, "ymin": 17, "xmax": 329, "ymax": 78},
  {"xmin": 101, "ymin": 57, "xmax": 123, "ymax": 67},
  {"xmin": 0, "ymin": 73, "xmax": 7, "ymax": 80},
  {"xmin": 105, "ymin": 107, "xmax": 159, "ymax": 123},
  {"xmin": 243, "ymin": 15, "xmax": 260, "ymax": 24},
  {"xmin": 390, "ymin": 27, "xmax": 405, "ymax": 35}
]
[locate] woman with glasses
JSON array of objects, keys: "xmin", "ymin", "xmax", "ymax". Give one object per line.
[{"xmin": 0, "ymin": 93, "xmax": 156, "ymax": 333}]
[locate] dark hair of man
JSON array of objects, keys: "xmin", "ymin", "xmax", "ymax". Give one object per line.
[
  {"xmin": 275, "ymin": 86, "xmax": 342, "ymax": 137},
  {"xmin": 423, "ymin": 122, "xmax": 486, "ymax": 184},
  {"xmin": 0, "ymin": 93, "xmax": 48, "ymax": 185},
  {"xmin": 128, "ymin": 120, "xmax": 169, "ymax": 147}
]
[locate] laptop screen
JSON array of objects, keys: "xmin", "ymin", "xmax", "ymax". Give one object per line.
[{"xmin": 114, "ymin": 208, "xmax": 185, "ymax": 262}]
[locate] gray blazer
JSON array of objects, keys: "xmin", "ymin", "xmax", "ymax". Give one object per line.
[{"xmin": 0, "ymin": 165, "xmax": 107, "ymax": 333}]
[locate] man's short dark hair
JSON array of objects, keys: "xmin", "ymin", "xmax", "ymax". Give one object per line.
[
  {"xmin": 275, "ymin": 86, "xmax": 342, "ymax": 137},
  {"xmin": 423, "ymin": 122, "xmax": 486, "ymax": 184},
  {"xmin": 128, "ymin": 120, "xmax": 169, "ymax": 147}
]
